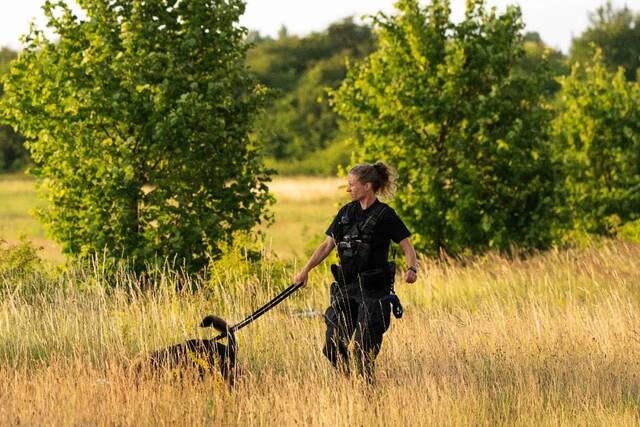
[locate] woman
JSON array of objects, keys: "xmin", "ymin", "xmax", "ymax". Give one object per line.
[{"xmin": 294, "ymin": 161, "xmax": 417, "ymax": 380}]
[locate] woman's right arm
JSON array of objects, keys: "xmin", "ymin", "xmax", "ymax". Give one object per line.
[{"xmin": 293, "ymin": 236, "xmax": 336, "ymax": 285}]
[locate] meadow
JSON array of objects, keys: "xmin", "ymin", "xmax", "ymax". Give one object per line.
[{"xmin": 0, "ymin": 175, "xmax": 640, "ymax": 425}]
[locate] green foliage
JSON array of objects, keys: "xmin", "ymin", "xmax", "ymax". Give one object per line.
[
  {"xmin": 551, "ymin": 50, "xmax": 640, "ymax": 237},
  {"xmin": 0, "ymin": 48, "xmax": 17, "ymax": 75},
  {"xmin": 570, "ymin": 2, "xmax": 640, "ymax": 81},
  {"xmin": 207, "ymin": 230, "xmax": 290, "ymax": 293},
  {"xmin": 0, "ymin": 124, "xmax": 27, "ymax": 172},
  {"xmin": 0, "ymin": 237, "xmax": 42, "ymax": 277},
  {"xmin": 255, "ymin": 54, "xmax": 349, "ymax": 160},
  {"xmin": 248, "ymin": 18, "xmax": 374, "ymax": 94},
  {"xmin": 616, "ymin": 219, "xmax": 640, "ymax": 243},
  {"xmin": 265, "ymin": 138, "xmax": 352, "ymax": 176},
  {"xmin": 521, "ymin": 32, "xmax": 569, "ymax": 96},
  {"xmin": 0, "ymin": 47, "xmax": 29, "ymax": 172},
  {"xmin": 208, "ymin": 230, "xmax": 263, "ymax": 283},
  {"xmin": 247, "ymin": 18, "xmax": 375, "ymax": 174},
  {"xmin": 1, "ymin": 0, "xmax": 272, "ymax": 272},
  {"xmin": 332, "ymin": 0, "xmax": 559, "ymax": 256}
]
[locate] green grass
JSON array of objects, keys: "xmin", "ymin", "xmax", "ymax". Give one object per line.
[
  {"xmin": 259, "ymin": 176, "xmax": 354, "ymax": 262},
  {"xmin": 0, "ymin": 173, "xmax": 64, "ymax": 263},
  {"xmin": 0, "ymin": 173, "xmax": 43, "ymax": 236}
]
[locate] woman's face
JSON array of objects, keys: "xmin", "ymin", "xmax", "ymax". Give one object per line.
[{"xmin": 347, "ymin": 173, "xmax": 372, "ymax": 201}]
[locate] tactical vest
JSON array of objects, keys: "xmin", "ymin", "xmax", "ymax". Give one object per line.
[{"xmin": 335, "ymin": 202, "xmax": 389, "ymax": 279}]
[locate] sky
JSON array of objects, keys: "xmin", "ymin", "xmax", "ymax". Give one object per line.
[{"xmin": 0, "ymin": 0, "xmax": 636, "ymax": 53}]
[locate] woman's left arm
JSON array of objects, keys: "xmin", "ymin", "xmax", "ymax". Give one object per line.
[{"xmin": 398, "ymin": 237, "xmax": 418, "ymax": 284}]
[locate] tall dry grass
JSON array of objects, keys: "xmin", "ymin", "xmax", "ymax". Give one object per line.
[{"xmin": 1, "ymin": 240, "xmax": 640, "ymax": 425}]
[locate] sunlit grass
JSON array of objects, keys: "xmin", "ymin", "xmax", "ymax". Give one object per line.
[
  {"xmin": 2, "ymin": 175, "xmax": 640, "ymax": 424},
  {"xmin": 0, "ymin": 173, "xmax": 63, "ymax": 263},
  {"xmin": 263, "ymin": 176, "xmax": 347, "ymax": 260},
  {"xmin": 1, "ymin": 240, "xmax": 640, "ymax": 424}
]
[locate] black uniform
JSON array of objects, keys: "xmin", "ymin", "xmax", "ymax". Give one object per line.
[{"xmin": 323, "ymin": 199, "xmax": 410, "ymax": 378}]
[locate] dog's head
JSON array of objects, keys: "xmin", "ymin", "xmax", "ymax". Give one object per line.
[{"xmin": 199, "ymin": 315, "xmax": 229, "ymax": 331}]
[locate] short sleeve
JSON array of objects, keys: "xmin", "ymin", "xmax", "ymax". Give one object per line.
[
  {"xmin": 386, "ymin": 209, "xmax": 411, "ymax": 243},
  {"xmin": 325, "ymin": 205, "xmax": 347, "ymax": 238}
]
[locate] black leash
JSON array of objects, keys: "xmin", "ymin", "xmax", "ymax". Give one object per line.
[{"xmin": 213, "ymin": 282, "xmax": 305, "ymax": 340}]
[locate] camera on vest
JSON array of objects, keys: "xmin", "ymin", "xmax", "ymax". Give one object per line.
[
  {"xmin": 338, "ymin": 237, "xmax": 360, "ymax": 259},
  {"xmin": 338, "ymin": 241, "xmax": 354, "ymax": 258}
]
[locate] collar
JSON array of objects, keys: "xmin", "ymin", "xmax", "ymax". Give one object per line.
[{"xmin": 357, "ymin": 198, "xmax": 380, "ymax": 213}]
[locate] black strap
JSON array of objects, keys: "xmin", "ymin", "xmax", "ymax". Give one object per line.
[
  {"xmin": 334, "ymin": 203, "xmax": 357, "ymax": 243},
  {"xmin": 213, "ymin": 282, "xmax": 304, "ymax": 340},
  {"xmin": 342, "ymin": 202, "xmax": 388, "ymax": 241},
  {"xmin": 361, "ymin": 203, "xmax": 388, "ymax": 237}
]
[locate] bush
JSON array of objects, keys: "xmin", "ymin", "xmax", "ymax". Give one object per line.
[
  {"xmin": 208, "ymin": 231, "xmax": 292, "ymax": 295},
  {"xmin": 0, "ymin": 237, "xmax": 42, "ymax": 277},
  {"xmin": 266, "ymin": 139, "xmax": 352, "ymax": 176},
  {"xmin": 551, "ymin": 49, "xmax": 640, "ymax": 237}
]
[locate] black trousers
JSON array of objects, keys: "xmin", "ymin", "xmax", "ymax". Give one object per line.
[{"xmin": 322, "ymin": 281, "xmax": 391, "ymax": 379}]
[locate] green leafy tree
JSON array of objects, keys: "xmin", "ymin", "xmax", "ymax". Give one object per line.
[
  {"xmin": 332, "ymin": 0, "xmax": 559, "ymax": 256},
  {"xmin": 521, "ymin": 32, "xmax": 568, "ymax": 96},
  {"xmin": 1, "ymin": 0, "xmax": 272, "ymax": 271},
  {"xmin": 259, "ymin": 54, "xmax": 353, "ymax": 160},
  {"xmin": 552, "ymin": 50, "xmax": 640, "ymax": 236},
  {"xmin": 0, "ymin": 125, "xmax": 27, "ymax": 172},
  {"xmin": 570, "ymin": 2, "xmax": 640, "ymax": 81},
  {"xmin": 248, "ymin": 18, "xmax": 375, "ymax": 173},
  {"xmin": 0, "ymin": 48, "xmax": 17, "ymax": 75},
  {"xmin": 0, "ymin": 47, "xmax": 29, "ymax": 172},
  {"xmin": 248, "ymin": 18, "xmax": 374, "ymax": 94}
]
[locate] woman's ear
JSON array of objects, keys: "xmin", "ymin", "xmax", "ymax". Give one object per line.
[{"xmin": 365, "ymin": 182, "xmax": 373, "ymax": 192}]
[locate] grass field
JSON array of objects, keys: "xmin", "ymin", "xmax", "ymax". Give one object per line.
[
  {"xmin": 0, "ymin": 173, "xmax": 63, "ymax": 263},
  {"xmin": 262, "ymin": 176, "xmax": 348, "ymax": 260},
  {"xmin": 1, "ymin": 175, "xmax": 640, "ymax": 425}
]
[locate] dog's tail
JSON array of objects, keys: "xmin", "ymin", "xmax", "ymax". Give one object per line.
[{"xmin": 200, "ymin": 315, "xmax": 236, "ymax": 356}]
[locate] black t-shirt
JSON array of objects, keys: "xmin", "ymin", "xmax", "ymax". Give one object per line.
[{"xmin": 325, "ymin": 199, "xmax": 411, "ymax": 272}]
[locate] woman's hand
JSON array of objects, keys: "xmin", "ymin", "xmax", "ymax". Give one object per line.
[
  {"xmin": 294, "ymin": 269, "xmax": 309, "ymax": 286},
  {"xmin": 292, "ymin": 237, "xmax": 335, "ymax": 286},
  {"xmin": 399, "ymin": 238, "xmax": 418, "ymax": 284},
  {"xmin": 404, "ymin": 268, "xmax": 417, "ymax": 284}
]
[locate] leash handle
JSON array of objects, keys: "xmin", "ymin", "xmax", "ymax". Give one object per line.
[{"xmin": 214, "ymin": 282, "xmax": 304, "ymax": 340}]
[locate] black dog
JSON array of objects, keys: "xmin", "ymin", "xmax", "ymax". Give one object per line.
[{"xmin": 141, "ymin": 315, "xmax": 237, "ymax": 385}]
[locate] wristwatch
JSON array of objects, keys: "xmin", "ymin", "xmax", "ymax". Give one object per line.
[{"xmin": 407, "ymin": 266, "xmax": 417, "ymax": 274}]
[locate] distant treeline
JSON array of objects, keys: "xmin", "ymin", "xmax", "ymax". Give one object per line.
[
  {"xmin": 246, "ymin": 19, "xmax": 375, "ymax": 175},
  {"xmin": 0, "ymin": 3, "xmax": 638, "ymax": 176}
]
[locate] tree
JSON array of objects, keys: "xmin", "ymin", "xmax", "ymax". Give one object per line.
[
  {"xmin": 521, "ymin": 32, "xmax": 568, "ymax": 96},
  {"xmin": 332, "ymin": 0, "xmax": 559, "ymax": 256},
  {"xmin": 570, "ymin": 2, "xmax": 640, "ymax": 81},
  {"xmin": 247, "ymin": 18, "xmax": 375, "ymax": 172},
  {"xmin": 0, "ymin": 125, "xmax": 27, "ymax": 172},
  {"xmin": 0, "ymin": 47, "xmax": 17, "ymax": 75},
  {"xmin": 552, "ymin": 50, "xmax": 640, "ymax": 236},
  {"xmin": 1, "ymin": 0, "xmax": 272, "ymax": 271},
  {"xmin": 0, "ymin": 47, "xmax": 29, "ymax": 172}
]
